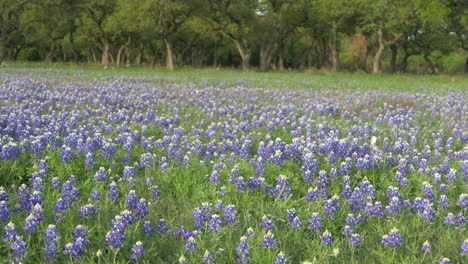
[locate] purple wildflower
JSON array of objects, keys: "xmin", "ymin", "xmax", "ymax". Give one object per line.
[{"xmin": 131, "ymin": 241, "xmax": 147, "ymax": 262}]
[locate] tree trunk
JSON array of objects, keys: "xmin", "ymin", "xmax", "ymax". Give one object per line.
[
  {"xmin": 0, "ymin": 32, "xmax": 4, "ymax": 66},
  {"xmin": 135, "ymin": 42, "xmax": 144, "ymax": 65},
  {"xmin": 70, "ymin": 33, "xmax": 79, "ymax": 62},
  {"xmin": 465, "ymin": 57, "xmax": 468, "ymax": 73},
  {"xmin": 424, "ymin": 53, "xmax": 435, "ymax": 74},
  {"xmin": 373, "ymin": 31, "xmax": 385, "ymax": 74},
  {"xmin": 373, "ymin": 27, "xmax": 403, "ymax": 74},
  {"xmin": 390, "ymin": 44, "xmax": 397, "ymax": 73},
  {"xmin": 259, "ymin": 42, "xmax": 276, "ymax": 72},
  {"xmin": 164, "ymin": 38, "xmax": 175, "ymax": 71},
  {"xmin": 116, "ymin": 37, "xmax": 131, "ymax": 66},
  {"xmin": 101, "ymin": 39, "xmax": 110, "ymax": 69},
  {"xmin": 329, "ymin": 20, "xmax": 340, "ymax": 71},
  {"xmin": 213, "ymin": 41, "xmax": 218, "ymax": 68},
  {"xmin": 13, "ymin": 46, "xmax": 22, "ymax": 61},
  {"xmin": 401, "ymin": 53, "xmax": 410, "ymax": 73},
  {"xmin": 91, "ymin": 49, "xmax": 97, "ymax": 63},
  {"xmin": 277, "ymin": 47, "xmax": 284, "ymax": 71},
  {"xmin": 45, "ymin": 39, "xmax": 57, "ymax": 63},
  {"xmin": 232, "ymin": 39, "xmax": 251, "ymax": 71}
]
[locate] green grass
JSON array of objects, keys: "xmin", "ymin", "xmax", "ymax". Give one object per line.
[{"xmin": 1, "ymin": 61, "xmax": 467, "ymax": 91}]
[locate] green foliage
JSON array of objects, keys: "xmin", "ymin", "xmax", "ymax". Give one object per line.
[{"xmin": 0, "ymin": 0, "xmax": 466, "ymax": 73}]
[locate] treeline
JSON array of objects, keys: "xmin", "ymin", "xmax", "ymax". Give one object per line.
[{"xmin": 0, "ymin": 0, "xmax": 466, "ymax": 73}]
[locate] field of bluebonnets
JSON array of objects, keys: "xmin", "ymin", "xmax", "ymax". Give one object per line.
[{"xmin": 0, "ymin": 66, "xmax": 467, "ymax": 264}]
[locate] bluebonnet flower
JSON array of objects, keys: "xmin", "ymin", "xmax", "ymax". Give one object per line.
[
  {"xmin": 422, "ymin": 182, "xmax": 434, "ymax": 200},
  {"xmin": 184, "ymin": 236, "xmax": 198, "ymax": 252},
  {"xmin": 437, "ymin": 195, "xmax": 450, "ymax": 209},
  {"xmin": 349, "ymin": 233, "xmax": 362, "ymax": 246},
  {"xmin": 219, "ymin": 186, "xmax": 228, "ymax": 196},
  {"xmin": 106, "ymin": 218, "xmax": 126, "ymax": 250},
  {"xmin": 90, "ymin": 190, "xmax": 101, "ymax": 202},
  {"xmin": 214, "ymin": 200, "xmax": 224, "ymax": 211},
  {"xmin": 108, "ymin": 181, "xmax": 119, "ymax": 202},
  {"xmin": 145, "ymin": 177, "xmax": 154, "ymax": 186},
  {"xmin": 308, "ymin": 213, "xmax": 323, "ymax": 233},
  {"xmin": 234, "ymin": 177, "xmax": 247, "ymax": 192},
  {"xmin": 274, "ymin": 251, "xmax": 288, "ymax": 264},
  {"xmin": 290, "ymin": 216, "xmax": 303, "ymax": 229},
  {"xmin": 209, "ymin": 214, "xmax": 222, "ymax": 233},
  {"xmin": 244, "ymin": 227, "xmax": 255, "ymax": 238},
  {"xmin": 193, "ymin": 207, "xmax": 207, "ymax": 229},
  {"xmin": 4, "ymin": 222, "xmax": 19, "ymax": 242},
  {"xmin": 236, "ymin": 236, "xmax": 251, "ymax": 264},
  {"xmin": 61, "ymin": 145, "xmax": 73, "ymax": 163},
  {"xmin": 342, "ymin": 225, "xmax": 353, "ymax": 237},
  {"xmin": 421, "ymin": 240, "xmax": 432, "ymax": 253},
  {"xmin": 10, "ymin": 235, "xmax": 28, "ymax": 261},
  {"xmin": 304, "ymin": 170, "xmax": 313, "ymax": 185},
  {"xmin": 321, "ymin": 230, "xmax": 333, "ymax": 246},
  {"xmin": 259, "ymin": 215, "xmax": 276, "ymax": 231},
  {"xmin": 123, "ymin": 166, "xmax": 135, "ymax": 178},
  {"xmin": 447, "ymin": 168, "xmax": 457, "ymax": 183},
  {"xmin": 18, "ymin": 184, "xmax": 30, "ymax": 211},
  {"xmin": 0, "ymin": 201, "xmax": 10, "ymax": 223},
  {"xmin": 271, "ymin": 175, "xmax": 292, "ymax": 201},
  {"xmin": 135, "ymin": 198, "xmax": 149, "ymax": 220},
  {"xmin": 261, "ymin": 231, "xmax": 278, "ymax": 248},
  {"xmin": 119, "ymin": 209, "xmax": 134, "ymax": 227},
  {"xmin": 461, "ymin": 239, "xmax": 468, "ymax": 256},
  {"xmin": 131, "ymin": 241, "xmax": 147, "ymax": 262},
  {"xmin": 78, "ymin": 204, "xmax": 97, "ymax": 219},
  {"xmin": 456, "ymin": 213, "xmax": 466, "ymax": 226},
  {"xmin": 157, "ymin": 219, "xmax": 169, "ymax": 234},
  {"xmin": 61, "ymin": 177, "xmax": 79, "ymax": 204},
  {"xmin": 140, "ymin": 153, "xmax": 154, "ymax": 169},
  {"xmin": 141, "ymin": 221, "xmax": 154, "ymax": 236},
  {"xmin": 126, "ymin": 190, "xmax": 138, "ymax": 209},
  {"xmin": 54, "ymin": 197, "xmax": 70, "ymax": 214},
  {"xmin": 2, "ymin": 142, "xmax": 20, "ymax": 161},
  {"xmin": 380, "ymin": 228, "xmax": 403, "ymax": 247},
  {"xmin": 151, "ymin": 186, "xmax": 160, "ymax": 199},
  {"xmin": 160, "ymin": 156, "xmax": 168, "ymax": 172},
  {"xmin": 210, "ymin": 170, "xmax": 221, "ymax": 186},
  {"xmin": 305, "ymin": 187, "xmax": 319, "ymax": 202},
  {"xmin": 444, "ymin": 213, "xmax": 455, "ymax": 225},
  {"xmin": 85, "ymin": 153, "xmax": 94, "ymax": 170},
  {"xmin": 286, "ymin": 208, "xmax": 297, "ymax": 222},
  {"xmin": 29, "ymin": 190, "xmax": 44, "ymax": 206},
  {"xmin": 51, "ymin": 177, "xmax": 61, "ymax": 189},
  {"xmin": 439, "ymin": 184, "xmax": 448, "ymax": 194},
  {"xmin": 93, "ymin": 167, "xmax": 108, "ymax": 182},
  {"xmin": 224, "ymin": 205, "xmax": 238, "ymax": 225},
  {"xmin": 316, "ymin": 170, "xmax": 329, "ymax": 198},
  {"xmin": 23, "ymin": 204, "xmax": 44, "ymax": 233},
  {"xmin": 439, "ymin": 258, "xmax": 451, "ymax": 264},
  {"xmin": 456, "ymin": 193, "xmax": 468, "ymax": 209},
  {"xmin": 323, "ymin": 195, "xmax": 340, "ymax": 219},
  {"xmin": 202, "ymin": 250, "xmax": 215, "ymax": 263}
]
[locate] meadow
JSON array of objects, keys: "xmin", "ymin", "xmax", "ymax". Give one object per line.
[{"xmin": 0, "ymin": 64, "xmax": 466, "ymax": 263}]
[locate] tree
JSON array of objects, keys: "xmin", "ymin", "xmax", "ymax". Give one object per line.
[
  {"xmin": 80, "ymin": 0, "xmax": 116, "ymax": 68},
  {"xmin": 0, "ymin": 0, "xmax": 29, "ymax": 65},
  {"xmin": 137, "ymin": 0, "xmax": 200, "ymax": 71},
  {"xmin": 356, "ymin": 0, "xmax": 416, "ymax": 73},
  {"xmin": 205, "ymin": 0, "xmax": 258, "ymax": 71},
  {"xmin": 442, "ymin": 0, "xmax": 468, "ymax": 72}
]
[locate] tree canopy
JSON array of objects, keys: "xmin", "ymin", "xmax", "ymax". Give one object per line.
[{"xmin": 1, "ymin": 0, "xmax": 466, "ymax": 73}]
